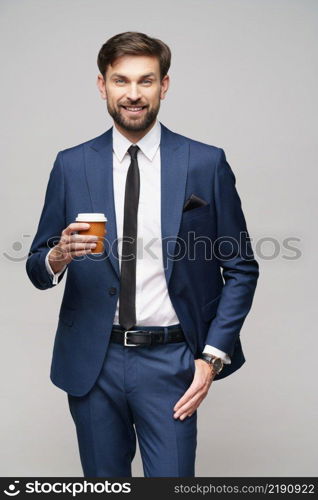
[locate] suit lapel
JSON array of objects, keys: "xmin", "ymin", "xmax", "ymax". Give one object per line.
[
  {"xmin": 160, "ymin": 123, "xmax": 189, "ymax": 285},
  {"xmin": 85, "ymin": 127, "xmax": 120, "ymax": 279},
  {"xmin": 84, "ymin": 122, "xmax": 189, "ymax": 285}
]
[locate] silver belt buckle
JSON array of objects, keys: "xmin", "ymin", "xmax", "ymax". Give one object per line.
[{"xmin": 124, "ymin": 330, "xmax": 141, "ymax": 347}]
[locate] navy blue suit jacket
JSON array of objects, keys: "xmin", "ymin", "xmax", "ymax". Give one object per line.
[{"xmin": 26, "ymin": 122, "xmax": 259, "ymax": 396}]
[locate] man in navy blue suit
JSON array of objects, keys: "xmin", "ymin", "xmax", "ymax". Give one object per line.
[{"xmin": 26, "ymin": 32, "xmax": 259, "ymax": 477}]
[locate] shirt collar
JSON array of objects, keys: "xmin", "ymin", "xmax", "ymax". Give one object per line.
[{"xmin": 112, "ymin": 119, "xmax": 161, "ymax": 163}]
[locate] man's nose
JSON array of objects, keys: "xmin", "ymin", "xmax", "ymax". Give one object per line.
[{"xmin": 126, "ymin": 83, "xmax": 142, "ymax": 101}]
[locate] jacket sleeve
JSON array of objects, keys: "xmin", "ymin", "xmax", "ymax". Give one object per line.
[
  {"xmin": 25, "ymin": 152, "xmax": 67, "ymax": 290},
  {"xmin": 204, "ymin": 148, "xmax": 260, "ymax": 356}
]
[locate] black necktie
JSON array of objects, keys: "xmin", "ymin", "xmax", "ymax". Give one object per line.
[{"xmin": 119, "ymin": 145, "xmax": 140, "ymax": 330}]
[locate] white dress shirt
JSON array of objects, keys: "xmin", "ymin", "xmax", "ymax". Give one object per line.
[{"xmin": 45, "ymin": 120, "xmax": 231, "ymax": 363}]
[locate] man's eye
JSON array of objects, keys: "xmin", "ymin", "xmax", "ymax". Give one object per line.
[
  {"xmin": 115, "ymin": 79, "xmax": 124, "ymax": 84},
  {"xmin": 143, "ymin": 80, "xmax": 152, "ymax": 84}
]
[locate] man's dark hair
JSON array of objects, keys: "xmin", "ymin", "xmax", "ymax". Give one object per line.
[{"xmin": 97, "ymin": 31, "xmax": 171, "ymax": 81}]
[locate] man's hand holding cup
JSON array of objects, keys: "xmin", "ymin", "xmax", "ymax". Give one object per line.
[{"xmin": 48, "ymin": 213, "xmax": 107, "ymax": 274}]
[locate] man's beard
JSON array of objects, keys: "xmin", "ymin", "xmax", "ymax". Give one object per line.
[{"xmin": 107, "ymin": 101, "xmax": 160, "ymax": 132}]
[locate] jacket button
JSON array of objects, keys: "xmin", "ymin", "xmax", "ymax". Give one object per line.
[{"xmin": 109, "ymin": 287, "xmax": 117, "ymax": 296}]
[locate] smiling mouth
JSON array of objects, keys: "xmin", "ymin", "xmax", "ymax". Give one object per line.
[{"xmin": 121, "ymin": 105, "xmax": 147, "ymax": 113}]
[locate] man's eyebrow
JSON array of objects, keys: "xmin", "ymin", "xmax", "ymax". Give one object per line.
[
  {"xmin": 111, "ymin": 72, "xmax": 156, "ymax": 79},
  {"xmin": 141, "ymin": 73, "xmax": 156, "ymax": 78}
]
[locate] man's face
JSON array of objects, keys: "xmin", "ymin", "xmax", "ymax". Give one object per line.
[{"xmin": 97, "ymin": 55, "xmax": 169, "ymax": 132}]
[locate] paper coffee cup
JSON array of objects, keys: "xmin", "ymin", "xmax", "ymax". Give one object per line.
[{"xmin": 75, "ymin": 213, "xmax": 107, "ymax": 254}]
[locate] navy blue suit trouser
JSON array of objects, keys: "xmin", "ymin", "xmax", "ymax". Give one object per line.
[{"xmin": 67, "ymin": 325, "xmax": 197, "ymax": 477}]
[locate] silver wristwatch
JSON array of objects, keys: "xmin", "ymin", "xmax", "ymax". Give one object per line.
[{"xmin": 200, "ymin": 353, "xmax": 224, "ymax": 374}]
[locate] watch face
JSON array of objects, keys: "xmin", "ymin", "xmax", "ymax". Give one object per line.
[{"xmin": 212, "ymin": 358, "xmax": 223, "ymax": 372}]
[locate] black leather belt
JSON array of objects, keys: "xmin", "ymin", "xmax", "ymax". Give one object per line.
[{"xmin": 110, "ymin": 325, "xmax": 185, "ymax": 346}]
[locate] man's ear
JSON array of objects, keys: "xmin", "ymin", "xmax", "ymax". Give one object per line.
[
  {"xmin": 97, "ymin": 73, "xmax": 107, "ymax": 100},
  {"xmin": 160, "ymin": 74, "xmax": 170, "ymax": 100}
]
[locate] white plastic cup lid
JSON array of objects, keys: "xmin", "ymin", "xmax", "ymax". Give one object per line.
[{"xmin": 75, "ymin": 213, "xmax": 107, "ymax": 222}]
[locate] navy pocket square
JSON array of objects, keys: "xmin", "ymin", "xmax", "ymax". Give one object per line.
[{"xmin": 183, "ymin": 194, "xmax": 208, "ymax": 212}]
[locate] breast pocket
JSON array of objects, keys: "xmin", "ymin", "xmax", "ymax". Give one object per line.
[{"xmin": 182, "ymin": 203, "xmax": 211, "ymax": 223}]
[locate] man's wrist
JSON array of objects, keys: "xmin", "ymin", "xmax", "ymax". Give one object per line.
[
  {"xmin": 48, "ymin": 248, "xmax": 68, "ymax": 274},
  {"xmin": 200, "ymin": 353, "xmax": 224, "ymax": 374}
]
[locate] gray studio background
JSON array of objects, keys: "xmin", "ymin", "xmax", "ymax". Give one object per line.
[{"xmin": 1, "ymin": 0, "xmax": 317, "ymax": 476}]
